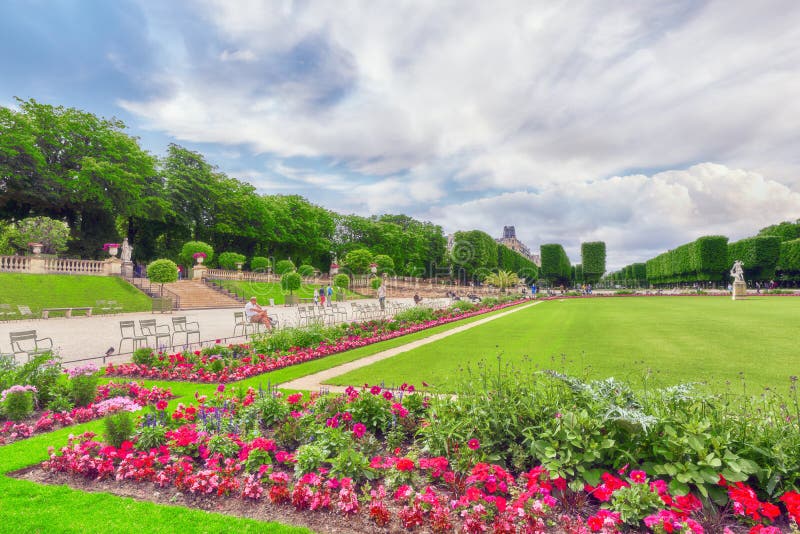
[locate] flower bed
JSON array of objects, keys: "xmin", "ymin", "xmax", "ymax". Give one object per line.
[
  {"xmin": 38, "ymin": 381, "xmax": 800, "ymax": 532},
  {"xmin": 0, "ymin": 381, "xmax": 173, "ymax": 446},
  {"xmin": 103, "ymin": 299, "xmax": 527, "ymax": 384}
]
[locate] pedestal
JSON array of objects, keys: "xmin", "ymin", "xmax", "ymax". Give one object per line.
[
  {"xmin": 192, "ymin": 265, "xmax": 208, "ymax": 280},
  {"xmin": 732, "ymin": 281, "xmax": 747, "ymax": 300},
  {"xmin": 103, "ymin": 257, "xmax": 122, "ymax": 276},
  {"xmin": 121, "ymin": 261, "xmax": 134, "ymax": 278}
]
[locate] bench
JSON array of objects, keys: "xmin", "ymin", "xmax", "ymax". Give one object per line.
[
  {"xmin": 10, "ymin": 330, "xmax": 53, "ymax": 360},
  {"xmin": 41, "ymin": 307, "xmax": 93, "ymax": 319},
  {"xmin": 299, "ymin": 297, "xmax": 315, "ymax": 304}
]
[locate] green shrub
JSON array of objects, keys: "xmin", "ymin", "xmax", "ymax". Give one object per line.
[
  {"xmin": 450, "ymin": 300, "xmax": 476, "ymax": 312},
  {"xmin": 147, "ymin": 259, "xmax": 179, "ymax": 286},
  {"xmin": 134, "ymin": 424, "xmax": 167, "ymax": 451},
  {"xmin": 250, "ymin": 256, "xmax": 270, "ymax": 272},
  {"xmin": 180, "ymin": 241, "xmax": 214, "ymax": 267},
  {"xmin": 274, "ymin": 259, "xmax": 295, "ymax": 275},
  {"xmin": 217, "ymin": 252, "xmax": 246, "ymax": 270},
  {"xmin": 11, "ymin": 216, "xmax": 70, "ymax": 255},
  {"xmin": 728, "ymin": 236, "xmax": 781, "ymax": 281},
  {"xmin": 280, "ymin": 272, "xmax": 301, "ymax": 294},
  {"xmin": 330, "ymin": 448, "xmax": 373, "ymax": 482},
  {"xmin": 394, "ymin": 306, "xmax": 434, "ymax": 324},
  {"xmin": 45, "ymin": 392, "xmax": 74, "ymax": 413},
  {"xmin": 2, "ymin": 386, "xmax": 36, "ymax": 421},
  {"xmin": 344, "ymin": 248, "xmax": 373, "ymax": 274},
  {"xmin": 370, "ymin": 277, "xmax": 382, "ymax": 290},
  {"xmin": 540, "ymin": 244, "xmax": 571, "ymax": 285},
  {"xmin": 294, "ymin": 443, "xmax": 329, "ymax": 476},
  {"xmin": 207, "ymin": 434, "xmax": 241, "ymax": 458},
  {"xmin": 373, "ymin": 254, "xmax": 394, "ymax": 275},
  {"xmin": 333, "ymin": 274, "xmax": 350, "ymax": 298},
  {"xmin": 581, "ymin": 241, "xmax": 606, "ymax": 284},
  {"xmin": 104, "ymin": 411, "xmax": 135, "ymax": 447},
  {"xmin": 132, "ymin": 348, "xmax": 155, "ymax": 366},
  {"xmin": 70, "ymin": 373, "xmax": 99, "ymax": 407},
  {"xmin": 297, "ymin": 264, "xmax": 316, "ymax": 277}
]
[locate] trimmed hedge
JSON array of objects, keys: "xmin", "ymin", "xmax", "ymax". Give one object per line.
[
  {"xmin": 581, "ymin": 241, "xmax": 606, "ymax": 284},
  {"xmin": 758, "ymin": 220, "xmax": 800, "ymax": 242},
  {"xmin": 727, "ymin": 236, "xmax": 781, "ymax": 281},
  {"xmin": 497, "ymin": 244, "xmax": 539, "ymax": 282},
  {"xmin": 777, "ymin": 239, "xmax": 800, "ymax": 281},
  {"xmin": 217, "ymin": 251, "xmax": 246, "ymax": 270},
  {"xmin": 646, "ymin": 235, "xmax": 729, "ymax": 285},
  {"xmin": 539, "ymin": 243, "xmax": 571, "ymax": 285}
]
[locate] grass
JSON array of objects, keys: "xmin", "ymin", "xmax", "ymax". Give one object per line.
[
  {"xmin": 329, "ymin": 296, "xmax": 800, "ymax": 394},
  {"xmin": 0, "ymin": 273, "xmax": 152, "ymax": 318},
  {"xmin": 211, "ymin": 279, "xmax": 364, "ymax": 305}
]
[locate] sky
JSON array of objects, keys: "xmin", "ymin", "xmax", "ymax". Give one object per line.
[{"xmin": 1, "ymin": 0, "xmax": 799, "ymax": 270}]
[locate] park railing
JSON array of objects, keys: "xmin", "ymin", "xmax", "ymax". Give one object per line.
[
  {"xmin": 44, "ymin": 257, "xmax": 105, "ymax": 275},
  {"xmin": 0, "ymin": 255, "xmax": 31, "ymax": 272},
  {"xmin": 0, "ymin": 254, "xmax": 112, "ymax": 275}
]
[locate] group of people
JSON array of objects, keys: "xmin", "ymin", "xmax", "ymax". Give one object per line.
[{"xmin": 313, "ymin": 285, "xmax": 334, "ymax": 306}]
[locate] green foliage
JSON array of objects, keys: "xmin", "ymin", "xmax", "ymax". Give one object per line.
[
  {"xmin": 646, "ymin": 235, "xmax": 729, "ymax": 285},
  {"xmin": 483, "ymin": 270, "xmax": 519, "ymax": 292},
  {"xmin": 329, "ymin": 448, "xmax": 374, "ymax": 482},
  {"xmin": 147, "ymin": 259, "xmax": 179, "ymax": 285},
  {"xmin": 250, "ymin": 256, "xmax": 270, "ymax": 272},
  {"xmin": 373, "ymin": 254, "xmax": 394, "ymax": 274},
  {"xmin": 608, "ymin": 482, "xmax": 665, "ymax": 524},
  {"xmin": 496, "ymin": 244, "xmax": 538, "ymax": 282},
  {"xmin": 344, "ymin": 248, "xmax": 373, "ymax": 274},
  {"xmin": 297, "ymin": 264, "xmax": 316, "ymax": 277},
  {"xmin": 581, "ymin": 241, "xmax": 606, "ymax": 284},
  {"xmin": 393, "ymin": 306, "xmax": 435, "ymax": 324},
  {"xmin": 348, "ymin": 391, "xmax": 392, "ymax": 435},
  {"xmin": 10, "ymin": 216, "xmax": 70, "ymax": 254},
  {"xmin": 758, "ymin": 220, "xmax": 800, "ymax": 242},
  {"xmin": 70, "ymin": 373, "xmax": 98, "ymax": 407},
  {"xmin": 104, "ymin": 411, "xmax": 135, "ymax": 448},
  {"xmin": 134, "ymin": 424, "xmax": 167, "ymax": 451},
  {"xmin": 280, "ymin": 272, "xmax": 301, "ymax": 295},
  {"xmin": 333, "ymin": 273, "xmax": 350, "ymax": 290},
  {"xmin": 370, "ymin": 277, "xmax": 382, "ymax": 290},
  {"xmin": 274, "ymin": 259, "xmax": 295, "ymax": 275},
  {"xmin": 539, "ymin": 244, "xmax": 571, "ymax": 285},
  {"xmin": 777, "ymin": 238, "xmax": 800, "ymax": 281},
  {"xmin": 0, "ymin": 353, "xmax": 62, "ymax": 406},
  {"xmin": 207, "ymin": 434, "xmax": 241, "ymax": 458},
  {"xmin": 728, "ymin": 236, "xmax": 781, "ymax": 281},
  {"xmin": 217, "ymin": 251, "xmax": 246, "ymax": 270},
  {"xmin": 132, "ymin": 348, "xmax": 156, "ymax": 367},
  {"xmin": 450, "ymin": 230, "xmax": 498, "ymax": 282},
  {"xmin": 180, "ymin": 241, "xmax": 214, "ymax": 267},
  {"xmin": 3, "ymin": 389, "xmax": 35, "ymax": 421},
  {"xmin": 294, "ymin": 443, "xmax": 329, "ymax": 476},
  {"xmin": 449, "ymin": 300, "xmax": 477, "ymax": 312}
]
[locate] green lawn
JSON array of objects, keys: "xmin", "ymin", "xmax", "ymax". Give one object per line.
[
  {"xmin": 329, "ymin": 296, "xmax": 800, "ymax": 394},
  {"xmin": 212, "ymin": 279, "xmax": 364, "ymax": 305},
  {"xmin": 0, "ymin": 273, "xmax": 152, "ymax": 318}
]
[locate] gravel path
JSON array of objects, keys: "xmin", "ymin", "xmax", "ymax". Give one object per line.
[{"xmin": 280, "ymin": 301, "xmax": 542, "ymax": 392}]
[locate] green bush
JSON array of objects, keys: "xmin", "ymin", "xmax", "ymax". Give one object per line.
[
  {"xmin": 180, "ymin": 241, "xmax": 214, "ymax": 267},
  {"xmin": 646, "ymin": 235, "xmax": 729, "ymax": 285},
  {"xmin": 217, "ymin": 252, "xmax": 246, "ymax": 270},
  {"xmin": 581, "ymin": 241, "xmax": 606, "ymax": 284},
  {"xmin": 11, "ymin": 216, "xmax": 70, "ymax": 255},
  {"xmin": 394, "ymin": 306, "xmax": 434, "ymax": 324},
  {"xmin": 132, "ymin": 348, "xmax": 155, "ymax": 367},
  {"xmin": 134, "ymin": 425, "xmax": 167, "ymax": 451},
  {"xmin": 274, "ymin": 259, "xmax": 295, "ymax": 275},
  {"xmin": 373, "ymin": 254, "xmax": 394, "ymax": 275},
  {"xmin": 146, "ymin": 259, "xmax": 179, "ymax": 285},
  {"xmin": 333, "ymin": 273, "xmax": 350, "ymax": 290},
  {"xmin": 728, "ymin": 236, "xmax": 781, "ymax": 281},
  {"xmin": 297, "ymin": 264, "xmax": 316, "ymax": 277},
  {"xmin": 450, "ymin": 300, "xmax": 476, "ymax": 312},
  {"xmin": 370, "ymin": 277, "xmax": 382, "ymax": 290},
  {"xmin": 70, "ymin": 374, "xmax": 99, "ymax": 407},
  {"xmin": 540, "ymin": 244, "xmax": 571, "ymax": 285},
  {"xmin": 104, "ymin": 411, "xmax": 135, "ymax": 448},
  {"xmin": 250, "ymin": 256, "xmax": 270, "ymax": 272},
  {"xmin": 344, "ymin": 248, "xmax": 373, "ymax": 274},
  {"xmin": 280, "ymin": 272, "xmax": 301, "ymax": 294},
  {"xmin": 777, "ymin": 239, "xmax": 800, "ymax": 280},
  {"xmin": 2, "ymin": 387, "xmax": 35, "ymax": 421}
]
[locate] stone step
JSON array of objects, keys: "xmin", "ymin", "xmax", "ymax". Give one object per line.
[{"xmin": 162, "ymin": 280, "xmax": 243, "ymax": 310}]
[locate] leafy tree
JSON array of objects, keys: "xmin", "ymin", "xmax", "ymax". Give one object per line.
[
  {"xmin": 250, "ymin": 256, "xmax": 270, "ymax": 272},
  {"xmin": 217, "ymin": 252, "xmax": 246, "ymax": 270},
  {"xmin": 147, "ymin": 259, "xmax": 178, "ymax": 295},
  {"xmin": 540, "ymin": 244, "xmax": 571, "ymax": 285},
  {"xmin": 373, "ymin": 254, "xmax": 395, "ymax": 275},
  {"xmin": 0, "ymin": 221, "xmax": 15, "ymax": 255},
  {"xmin": 484, "ymin": 270, "xmax": 520, "ymax": 292},
  {"xmin": 581, "ymin": 242, "xmax": 606, "ymax": 284},
  {"xmin": 370, "ymin": 277, "xmax": 382, "ymax": 290},
  {"xmin": 180, "ymin": 241, "xmax": 214, "ymax": 267},
  {"xmin": 333, "ymin": 273, "xmax": 350, "ymax": 290},
  {"xmin": 275, "ymin": 259, "xmax": 295, "ymax": 275},
  {"xmin": 11, "ymin": 216, "xmax": 70, "ymax": 254},
  {"xmin": 757, "ymin": 220, "xmax": 800, "ymax": 242},
  {"xmin": 344, "ymin": 248, "xmax": 373, "ymax": 274},
  {"xmin": 449, "ymin": 230, "xmax": 498, "ymax": 283},
  {"xmin": 297, "ymin": 264, "xmax": 316, "ymax": 277},
  {"xmin": 280, "ymin": 272, "xmax": 302, "ymax": 295}
]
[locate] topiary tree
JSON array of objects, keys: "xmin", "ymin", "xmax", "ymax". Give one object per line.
[
  {"xmin": 281, "ymin": 272, "xmax": 302, "ymax": 295},
  {"xmin": 180, "ymin": 241, "xmax": 214, "ymax": 267},
  {"xmin": 217, "ymin": 252, "xmax": 246, "ymax": 270},
  {"xmin": 11, "ymin": 216, "xmax": 70, "ymax": 255},
  {"xmin": 250, "ymin": 256, "xmax": 270, "ymax": 272},
  {"xmin": 333, "ymin": 273, "xmax": 350, "ymax": 301},
  {"xmin": 373, "ymin": 254, "xmax": 395, "ymax": 275},
  {"xmin": 147, "ymin": 259, "xmax": 179, "ymax": 295},
  {"xmin": 344, "ymin": 248, "xmax": 373, "ymax": 274},
  {"xmin": 275, "ymin": 259, "xmax": 296, "ymax": 275},
  {"xmin": 581, "ymin": 242, "xmax": 606, "ymax": 284},
  {"xmin": 297, "ymin": 264, "xmax": 316, "ymax": 277},
  {"xmin": 370, "ymin": 276, "xmax": 382, "ymax": 290}
]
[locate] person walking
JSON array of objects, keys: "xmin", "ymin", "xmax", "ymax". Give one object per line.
[
  {"xmin": 378, "ymin": 281, "xmax": 386, "ymax": 310},
  {"xmin": 326, "ymin": 284, "xmax": 333, "ymax": 305},
  {"xmin": 319, "ymin": 286, "xmax": 326, "ymax": 306}
]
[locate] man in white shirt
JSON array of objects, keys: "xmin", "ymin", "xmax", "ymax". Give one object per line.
[{"xmin": 244, "ymin": 296, "xmax": 271, "ymax": 330}]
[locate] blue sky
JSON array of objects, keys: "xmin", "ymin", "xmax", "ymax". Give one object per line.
[{"xmin": 2, "ymin": 0, "xmax": 799, "ymax": 270}]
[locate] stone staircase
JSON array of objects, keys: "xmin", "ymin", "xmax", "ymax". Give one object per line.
[{"xmin": 162, "ymin": 280, "xmax": 242, "ymax": 310}]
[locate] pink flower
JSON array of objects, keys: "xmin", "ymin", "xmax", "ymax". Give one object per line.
[
  {"xmin": 630, "ymin": 470, "xmax": 647, "ymax": 483},
  {"xmin": 352, "ymin": 422, "xmax": 366, "ymax": 439},
  {"xmin": 156, "ymin": 400, "xmax": 168, "ymax": 411},
  {"xmin": 468, "ymin": 439, "xmax": 480, "ymax": 451},
  {"xmin": 216, "ymin": 384, "xmax": 225, "ymax": 393}
]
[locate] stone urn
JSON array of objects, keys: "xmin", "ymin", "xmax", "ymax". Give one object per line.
[
  {"xmin": 29, "ymin": 242, "xmax": 43, "ymax": 255},
  {"xmin": 195, "ymin": 256, "xmax": 204, "ymax": 265},
  {"xmin": 108, "ymin": 246, "xmax": 118, "ymax": 256}
]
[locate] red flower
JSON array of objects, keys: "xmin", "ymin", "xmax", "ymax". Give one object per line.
[
  {"xmin": 216, "ymin": 384, "xmax": 225, "ymax": 393},
  {"xmin": 156, "ymin": 400, "xmax": 168, "ymax": 411},
  {"xmin": 467, "ymin": 438, "xmax": 480, "ymax": 451},
  {"xmin": 395, "ymin": 458, "xmax": 415, "ymax": 471}
]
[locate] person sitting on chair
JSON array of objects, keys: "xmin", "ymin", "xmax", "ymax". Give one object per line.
[{"xmin": 245, "ymin": 297, "xmax": 272, "ymax": 330}]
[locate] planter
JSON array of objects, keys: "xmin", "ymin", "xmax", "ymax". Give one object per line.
[
  {"xmin": 195, "ymin": 256, "xmax": 204, "ymax": 265},
  {"xmin": 29, "ymin": 243, "xmax": 43, "ymax": 255},
  {"xmin": 108, "ymin": 247, "xmax": 118, "ymax": 257},
  {"xmin": 285, "ymin": 294, "xmax": 299, "ymax": 306}
]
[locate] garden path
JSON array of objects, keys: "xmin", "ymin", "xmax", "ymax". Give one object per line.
[{"xmin": 279, "ymin": 300, "xmax": 543, "ymax": 392}]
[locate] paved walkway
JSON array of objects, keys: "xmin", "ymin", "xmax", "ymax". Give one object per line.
[
  {"xmin": 0, "ymin": 298, "xmax": 408, "ymax": 369},
  {"xmin": 280, "ymin": 301, "xmax": 542, "ymax": 392}
]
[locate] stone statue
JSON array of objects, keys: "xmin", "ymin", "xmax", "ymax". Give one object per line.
[
  {"xmin": 121, "ymin": 238, "xmax": 133, "ymax": 263},
  {"xmin": 730, "ymin": 259, "xmax": 745, "ymax": 283}
]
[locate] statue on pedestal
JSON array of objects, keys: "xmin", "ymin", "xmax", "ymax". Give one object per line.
[
  {"xmin": 730, "ymin": 260, "xmax": 745, "ymax": 283},
  {"xmin": 121, "ymin": 238, "xmax": 133, "ymax": 263}
]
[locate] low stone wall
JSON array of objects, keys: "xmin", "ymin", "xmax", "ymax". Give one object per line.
[{"xmin": 0, "ymin": 255, "xmax": 119, "ymax": 276}]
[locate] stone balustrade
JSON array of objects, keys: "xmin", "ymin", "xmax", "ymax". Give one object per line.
[{"xmin": 0, "ymin": 255, "xmax": 117, "ymax": 276}]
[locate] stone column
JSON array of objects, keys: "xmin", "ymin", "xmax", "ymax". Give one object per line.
[{"xmin": 192, "ymin": 265, "xmax": 208, "ymax": 280}]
